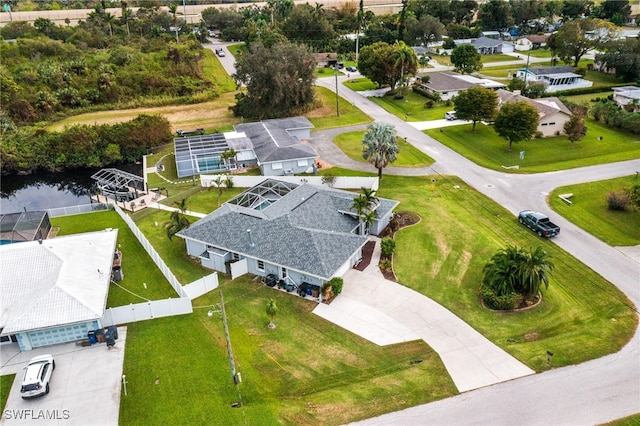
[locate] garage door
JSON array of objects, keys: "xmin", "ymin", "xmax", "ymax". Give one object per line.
[{"xmin": 27, "ymin": 321, "xmax": 97, "ymax": 348}]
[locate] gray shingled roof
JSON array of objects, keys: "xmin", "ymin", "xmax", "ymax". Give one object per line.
[
  {"xmin": 234, "ymin": 117, "xmax": 317, "ymax": 164},
  {"xmin": 421, "ymin": 72, "xmax": 476, "ymax": 92},
  {"xmin": 527, "ymin": 66, "xmax": 574, "ymax": 76},
  {"xmin": 177, "ymin": 181, "xmax": 400, "ymax": 279},
  {"xmin": 469, "ymin": 36, "xmax": 503, "ymax": 48}
]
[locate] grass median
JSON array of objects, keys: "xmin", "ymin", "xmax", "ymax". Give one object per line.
[
  {"xmin": 549, "ymin": 175, "xmax": 640, "ymax": 246},
  {"xmin": 334, "ymin": 130, "xmax": 434, "ymax": 167}
]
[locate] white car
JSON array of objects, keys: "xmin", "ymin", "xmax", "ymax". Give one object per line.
[
  {"xmin": 445, "ymin": 111, "xmax": 457, "ymax": 120},
  {"xmin": 20, "ymin": 354, "xmax": 55, "ymax": 399}
]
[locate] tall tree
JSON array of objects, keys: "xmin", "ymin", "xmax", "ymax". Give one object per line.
[
  {"xmin": 494, "ymin": 101, "xmax": 539, "ymax": 150},
  {"xmin": 388, "ymin": 41, "xmax": 418, "ymax": 88},
  {"xmin": 564, "ymin": 111, "xmax": 588, "ymax": 146},
  {"xmin": 358, "ymin": 41, "xmax": 396, "ymax": 88},
  {"xmin": 362, "ymin": 122, "xmax": 399, "ymax": 180},
  {"xmin": 165, "ymin": 198, "xmax": 190, "ymax": 240},
  {"xmin": 551, "ymin": 18, "xmax": 618, "ymax": 67},
  {"xmin": 232, "ymin": 41, "xmax": 316, "ymax": 120},
  {"xmin": 282, "ymin": 4, "xmax": 336, "ymax": 50},
  {"xmin": 450, "ymin": 44, "xmax": 482, "ymax": 74},
  {"xmin": 592, "ymin": 0, "xmax": 631, "ymax": 25},
  {"xmin": 561, "ymin": 0, "xmax": 594, "ymax": 20},
  {"xmin": 404, "ymin": 14, "xmax": 446, "ymax": 46},
  {"xmin": 453, "ymin": 86, "xmax": 498, "ymax": 131},
  {"xmin": 477, "ymin": 0, "xmax": 512, "ymax": 30},
  {"xmin": 595, "ymin": 37, "xmax": 640, "ymax": 82}
]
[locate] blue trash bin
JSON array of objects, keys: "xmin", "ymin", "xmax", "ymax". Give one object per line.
[{"xmin": 87, "ymin": 331, "xmax": 97, "ymax": 344}]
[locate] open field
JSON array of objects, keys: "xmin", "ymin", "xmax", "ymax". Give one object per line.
[
  {"xmin": 550, "ymin": 175, "xmax": 640, "ymax": 246},
  {"xmin": 425, "ymin": 119, "xmax": 640, "ymax": 173}
]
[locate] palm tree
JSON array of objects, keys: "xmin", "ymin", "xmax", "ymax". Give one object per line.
[
  {"xmin": 482, "ymin": 246, "xmax": 526, "ymax": 296},
  {"xmin": 360, "ymin": 186, "xmax": 379, "ymax": 209},
  {"xmin": 360, "ymin": 210, "xmax": 377, "ymax": 235},
  {"xmin": 266, "ymin": 298, "xmax": 278, "ymax": 329},
  {"xmin": 212, "ymin": 176, "xmax": 225, "ymax": 206},
  {"xmin": 221, "ymin": 149, "xmax": 237, "ymax": 170},
  {"xmin": 165, "ymin": 198, "xmax": 190, "ymax": 240},
  {"xmin": 103, "ymin": 12, "xmax": 115, "ymax": 38},
  {"xmin": 351, "ymin": 194, "xmax": 370, "ymax": 235},
  {"xmin": 362, "ymin": 122, "xmax": 399, "ymax": 180},
  {"xmin": 518, "ymin": 246, "xmax": 554, "ymax": 297},
  {"xmin": 388, "ymin": 41, "xmax": 418, "ymax": 89}
]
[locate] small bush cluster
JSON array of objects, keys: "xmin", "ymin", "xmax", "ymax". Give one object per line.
[
  {"xmin": 480, "ymin": 287, "xmax": 522, "ymax": 310},
  {"xmin": 606, "ymin": 191, "xmax": 630, "ymax": 211}
]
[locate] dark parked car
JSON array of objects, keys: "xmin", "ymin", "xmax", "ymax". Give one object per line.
[{"xmin": 345, "ymin": 66, "xmax": 357, "ymax": 72}]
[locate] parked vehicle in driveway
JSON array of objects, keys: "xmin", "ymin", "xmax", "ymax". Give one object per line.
[
  {"xmin": 518, "ymin": 210, "xmax": 560, "ymax": 238},
  {"xmin": 21, "ymin": 354, "xmax": 55, "ymax": 399},
  {"xmin": 345, "ymin": 66, "xmax": 357, "ymax": 72}
]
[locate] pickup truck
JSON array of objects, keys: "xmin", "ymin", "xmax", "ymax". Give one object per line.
[{"xmin": 518, "ymin": 210, "xmax": 560, "ymax": 238}]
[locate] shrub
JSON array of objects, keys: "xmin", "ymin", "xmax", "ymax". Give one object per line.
[
  {"xmin": 480, "ymin": 286, "xmax": 522, "ymax": 310},
  {"xmin": 379, "ymin": 258, "xmax": 392, "ymax": 271},
  {"xmin": 321, "ymin": 171, "xmax": 337, "ymax": 187},
  {"xmin": 424, "ymin": 100, "xmax": 434, "ymax": 108},
  {"xmin": 380, "ymin": 237, "xmax": 396, "ymax": 258},
  {"xmin": 327, "ymin": 277, "xmax": 343, "ymax": 296},
  {"xmin": 606, "ymin": 191, "xmax": 630, "ymax": 211}
]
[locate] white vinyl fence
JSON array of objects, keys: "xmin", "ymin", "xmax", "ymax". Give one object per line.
[
  {"xmin": 101, "ymin": 298, "xmax": 193, "ymax": 326},
  {"xmin": 183, "ymin": 273, "xmax": 220, "ymax": 300},
  {"xmin": 48, "ymin": 203, "xmax": 110, "ymax": 217},
  {"xmin": 200, "ymin": 175, "xmax": 379, "ymax": 191},
  {"xmin": 112, "ymin": 205, "xmax": 188, "ymax": 298}
]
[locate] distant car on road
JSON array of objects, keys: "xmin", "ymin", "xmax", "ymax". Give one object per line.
[
  {"xmin": 445, "ymin": 111, "xmax": 457, "ymax": 120},
  {"xmin": 518, "ymin": 210, "xmax": 560, "ymax": 238},
  {"xmin": 216, "ymin": 49, "xmax": 225, "ymax": 57},
  {"xmin": 21, "ymin": 354, "xmax": 55, "ymax": 399},
  {"xmin": 345, "ymin": 66, "xmax": 357, "ymax": 72}
]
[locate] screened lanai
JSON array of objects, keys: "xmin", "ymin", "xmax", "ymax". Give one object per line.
[
  {"xmin": 0, "ymin": 210, "xmax": 51, "ymax": 244},
  {"xmin": 174, "ymin": 133, "xmax": 233, "ymax": 178},
  {"xmin": 227, "ymin": 179, "xmax": 298, "ymax": 211}
]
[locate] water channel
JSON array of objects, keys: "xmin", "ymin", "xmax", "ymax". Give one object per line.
[{"xmin": 0, "ymin": 164, "xmax": 142, "ymax": 213}]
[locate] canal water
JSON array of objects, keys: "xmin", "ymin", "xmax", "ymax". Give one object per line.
[{"xmin": 0, "ymin": 164, "xmax": 143, "ymax": 213}]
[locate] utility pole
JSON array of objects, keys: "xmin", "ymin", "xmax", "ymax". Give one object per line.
[{"xmin": 335, "ymin": 65, "xmax": 340, "ymax": 117}]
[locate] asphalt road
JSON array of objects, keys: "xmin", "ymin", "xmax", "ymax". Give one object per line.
[{"xmin": 314, "ymin": 76, "xmax": 640, "ymax": 425}]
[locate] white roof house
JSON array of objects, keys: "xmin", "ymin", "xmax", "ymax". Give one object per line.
[
  {"xmin": 613, "ymin": 86, "xmax": 640, "ymax": 112},
  {"xmin": 0, "ymin": 229, "xmax": 117, "ymax": 350}
]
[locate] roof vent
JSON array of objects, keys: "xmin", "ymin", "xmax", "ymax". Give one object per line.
[{"xmin": 247, "ymin": 229, "xmax": 255, "ymax": 247}]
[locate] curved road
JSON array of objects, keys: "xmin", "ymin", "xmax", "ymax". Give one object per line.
[{"xmin": 314, "ymin": 76, "xmax": 640, "ymax": 425}]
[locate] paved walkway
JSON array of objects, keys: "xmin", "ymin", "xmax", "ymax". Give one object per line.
[{"xmin": 313, "ymin": 269, "xmax": 534, "ymax": 393}]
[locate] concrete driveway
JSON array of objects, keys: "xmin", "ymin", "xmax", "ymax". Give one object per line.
[
  {"xmin": 1, "ymin": 327, "xmax": 127, "ymax": 426},
  {"xmin": 313, "ymin": 270, "xmax": 534, "ymax": 393}
]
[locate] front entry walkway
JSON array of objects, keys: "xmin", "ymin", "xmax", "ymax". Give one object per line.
[{"xmin": 313, "ymin": 270, "xmax": 534, "ymax": 392}]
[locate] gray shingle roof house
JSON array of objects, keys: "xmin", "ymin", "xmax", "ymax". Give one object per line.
[
  {"xmin": 515, "ymin": 66, "xmax": 593, "ymax": 92},
  {"xmin": 234, "ymin": 117, "xmax": 317, "ymax": 176},
  {"xmin": 0, "ymin": 229, "xmax": 118, "ymax": 351},
  {"xmin": 174, "ymin": 117, "xmax": 318, "ymax": 178},
  {"xmin": 418, "ymin": 72, "xmax": 506, "ymax": 100},
  {"xmin": 496, "ymin": 89, "xmax": 572, "ymax": 137},
  {"xmin": 177, "ymin": 179, "xmax": 398, "ymax": 288}
]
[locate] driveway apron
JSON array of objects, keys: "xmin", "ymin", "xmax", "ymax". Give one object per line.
[{"xmin": 313, "ymin": 270, "xmax": 534, "ymax": 393}]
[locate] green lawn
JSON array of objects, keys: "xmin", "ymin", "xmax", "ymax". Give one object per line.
[
  {"xmin": 51, "ymin": 211, "xmax": 178, "ymax": 306},
  {"xmin": 523, "ymin": 49, "xmax": 552, "ymax": 58},
  {"xmin": 119, "ymin": 279, "xmax": 457, "ymax": 425},
  {"xmin": 0, "ymin": 374, "xmax": 14, "ymax": 413},
  {"xmin": 307, "ymin": 86, "xmax": 372, "ymax": 130},
  {"xmin": 425, "ymin": 119, "xmax": 640, "ymax": 173},
  {"xmin": 370, "ymin": 91, "xmax": 452, "ymax": 121},
  {"xmin": 201, "ymin": 49, "xmax": 237, "ymax": 93},
  {"xmin": 550, "ymin": 175, "xmax": 640, "ymax": 246},
  {"xmin": 343, "ymin": 77, "xmax": 377, "ymax": 91},
  {"xmin": 377, "ymin": 175, "xmax": 637, "ymax": 372},
  {"xmin": 334, "ymin": 130, "xmax": 434, "ymax": 167},
  {"xmin": 602, "ymin": 413, "xmax": 640, "ymax": 426},
  {"xmin": 481, "ymin": 53, "xmax": 520, "ymax": 63},
  {"xmin": 561, "ymin": 91, "xmax": 614, "ymax": 106}
]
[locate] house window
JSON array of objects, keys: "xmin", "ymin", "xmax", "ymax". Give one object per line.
[
  {"xmin": 257, "ymin": 260, "xmax": 265, "ymax": 271},
  {"xmin": 297, "ymin": 159, "xmax": 308, "ymax": 166},
  {"xmin": 281, "ymin": 267, "xmax": 287, "ymax": 279},
  {"xmin": 233, "ymin": 253, "xmax": 240, "ymax": 261},
  {"xmin": 272, "ymin": 162, "xmax": 283, "ymax": 170}
]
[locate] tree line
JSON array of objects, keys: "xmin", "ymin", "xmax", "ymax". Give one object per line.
[{"xmin": 0, "ymin": 114, "xmax": 172, "ymax": 175}]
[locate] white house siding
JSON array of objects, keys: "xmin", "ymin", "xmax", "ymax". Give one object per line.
[
  {"xmin": 262, "ymin": 158, "xmax": 315, "ymax": 176},
  {"xmin": 538, "ymin": 111, "xmax": 569, "ymax": 137},
  {"xmin": 515, "ymin": 38, "xmax": 533, "ymax": 51},
  {"xmin": 501, "ymin": 43, "xmax": 514, "ymax": 53},
  {"xmin": 16, "ymin": 320, "xmax": 100, "ymax": 351}
]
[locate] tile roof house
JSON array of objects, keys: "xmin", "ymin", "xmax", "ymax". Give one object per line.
[
  {"xmin": 496, "ymin": 89, "xmax": 572, "ymax": 137},
  {"xmin": 515, "ymin": 66, "xmax": 593, "ymax": 92},
  {"xmin": 0, "ymin": 229, "xmax": 118, "ymax": 351},
  {"xmin": 174, "ymin": 117, "xmax": 318, "ymax": 178},
  {"xmin": 177, "ymin": 179, "xmax": 398, "ymax": 290},
  {"xmin": 418, "ymin": 72, "xmax": 506, "ymax": 100}
]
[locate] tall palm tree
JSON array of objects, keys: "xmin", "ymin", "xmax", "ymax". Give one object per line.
[
  {"xmin": 360, "ymin": 210, "xmax": 377, "ymax": 235},
  {"xmin": 518, "ymin": 246, "xmax": 554, "ymax": 297},
  {"xmin": 362, "ymin": 122, "xmax": 399, "ymax": 180},
  {"xmin": 103, "ymin": 12, "xmax": 115, "ymax": 38},
  {"xmin": 360, "ymin": 186, "xmax": 379, "ymax": 209},
  {"xmin": 351, "ymin": 194, "xmax": 370, "ymax": 235},
  {"xmin": 388, "ymin": 41, "xmax": 418, "ymax": 89}
]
